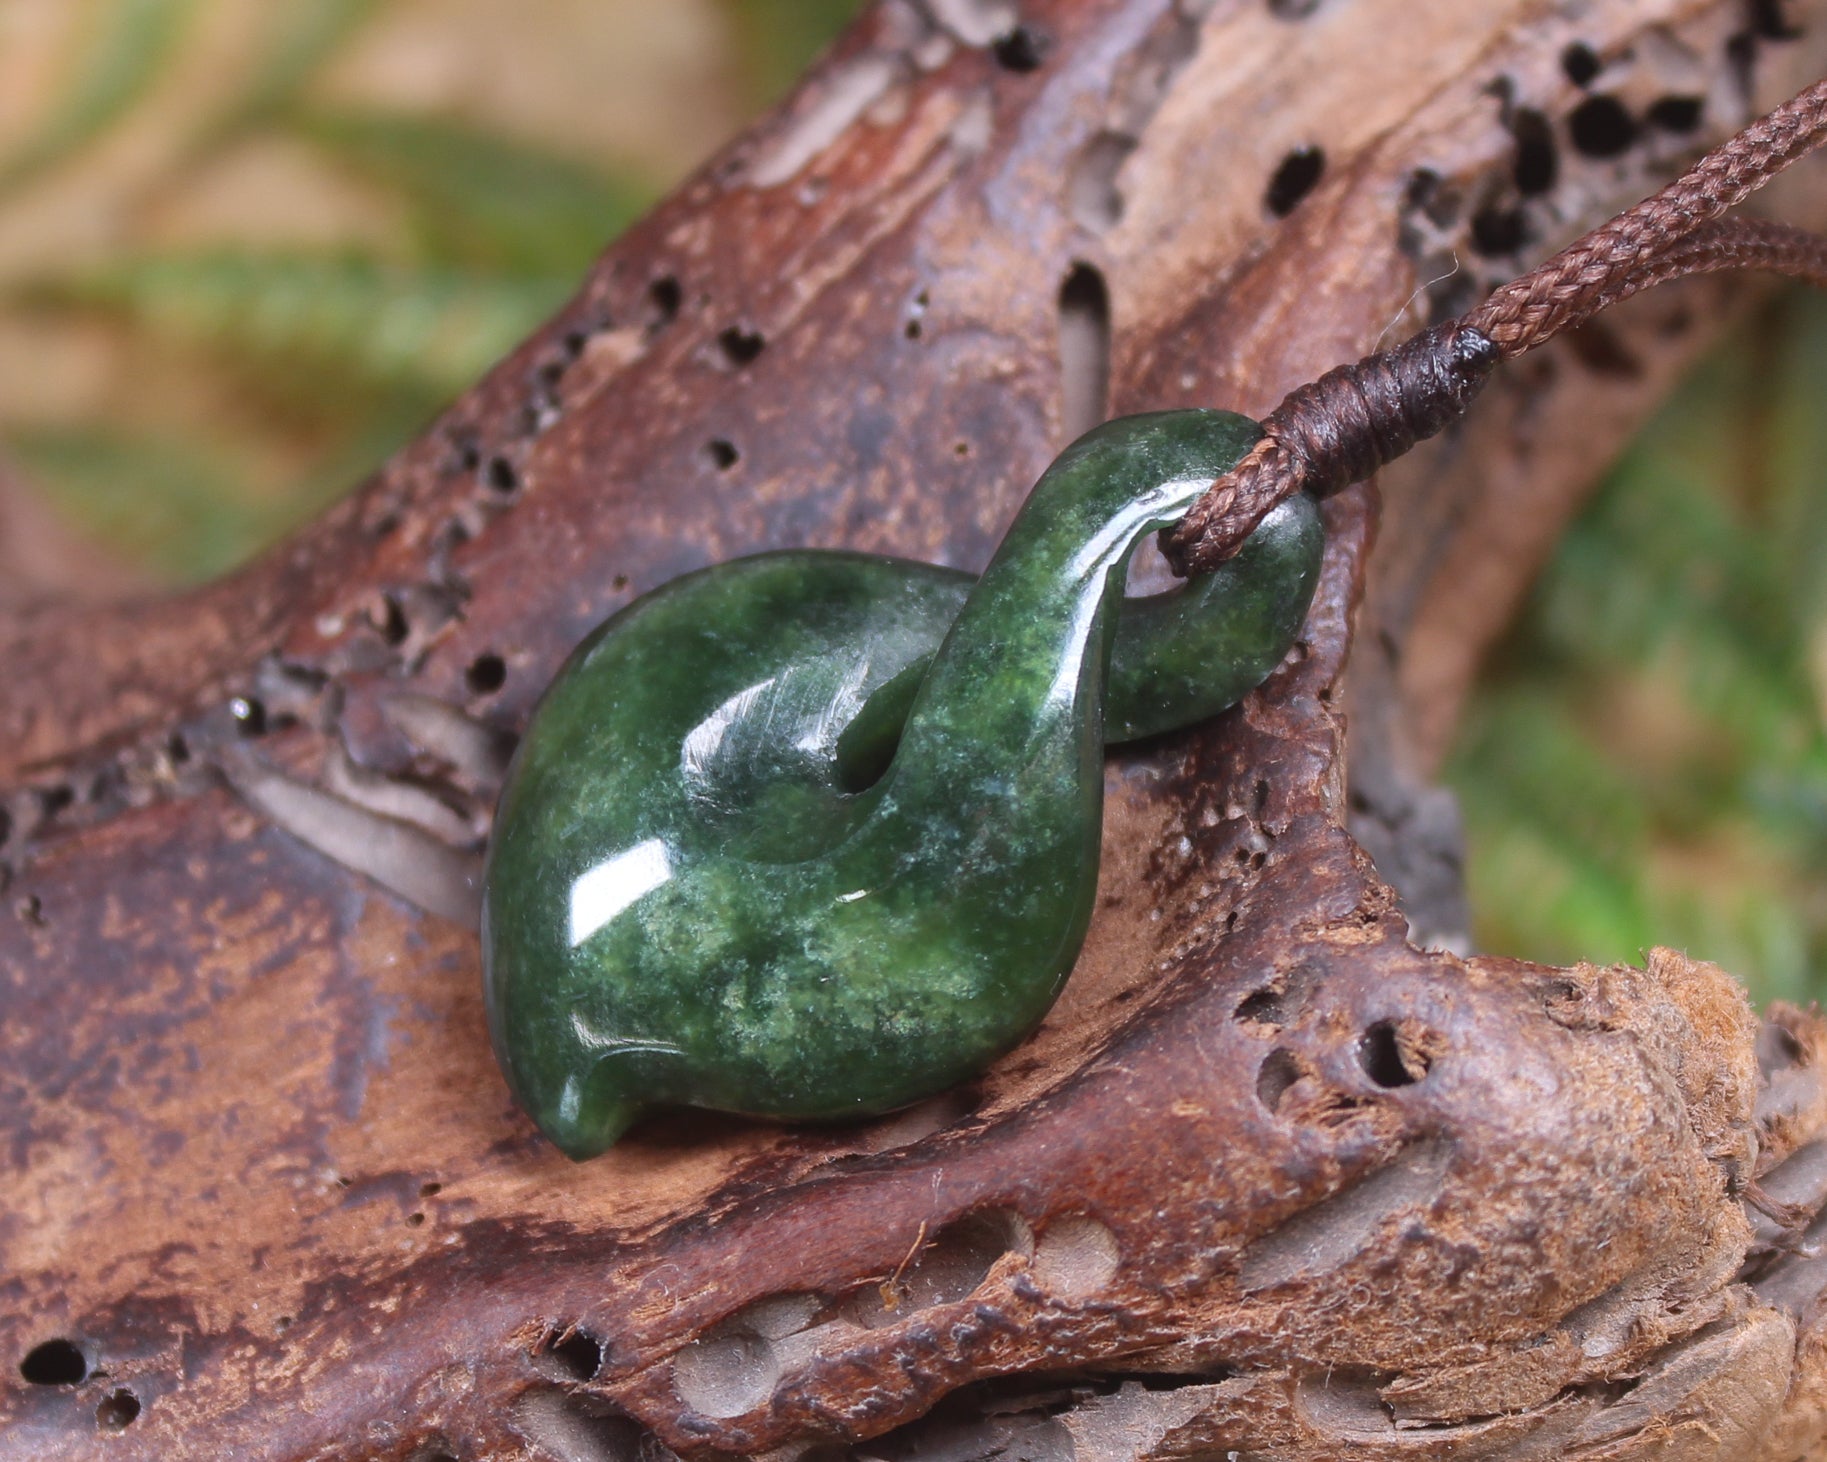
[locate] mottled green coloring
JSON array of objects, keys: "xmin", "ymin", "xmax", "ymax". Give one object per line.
[{"xmin": 482, "ymin": 410, "xmax": 1323, "ymax": 1158}]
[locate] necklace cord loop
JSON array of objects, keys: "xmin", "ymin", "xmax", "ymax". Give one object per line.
[{"xmin": 1164, "ymin": 76, "xmax": 1827, "ymax": 577}]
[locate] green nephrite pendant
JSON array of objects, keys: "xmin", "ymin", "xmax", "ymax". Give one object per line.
[{"xmin": 482, "ymin": 410, "xmax": 1323, "ymax": 1158}]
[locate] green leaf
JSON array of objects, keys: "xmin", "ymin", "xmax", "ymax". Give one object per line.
[
  {"xmin": 292, "ymin": 109, "xmax": 655, "ymax": 274},
  {"xmin": 193, "ymin": 0, "xmax": 381, "ymax": 143},
  {"xmin": 0, "ymin": 0, "xmax": 197, "ymax": 196}
]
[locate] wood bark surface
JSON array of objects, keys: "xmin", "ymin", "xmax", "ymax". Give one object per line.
[{"xmin": 5, "ymin": 2, "xmax": 1827, "ymax": 1459}]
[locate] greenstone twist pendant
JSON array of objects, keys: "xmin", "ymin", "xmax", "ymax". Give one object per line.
[{"xmin": 482, "ymin": 410, "xmax": 1323, "ymax": 1158}]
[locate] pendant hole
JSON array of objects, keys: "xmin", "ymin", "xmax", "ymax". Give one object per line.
[
  {"xmin": 834, "ymin": 664, "xmax": 926, "ymax": 793},
  {"xmin": 835, "ymin": 729, "xmax": 901, "ymax": 795}
]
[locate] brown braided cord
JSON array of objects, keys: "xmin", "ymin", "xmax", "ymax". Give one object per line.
[
  {"xmin": 1162, "ymin": 77, "xmax": 1827, "ymax": 577},
  {"xmin": 1564, "ymin": 216, "xmax": 1827, "ymax": 331},
  {"xmin": 1466, "ymin": 78, "xmax": 1827, "ymax": 356}
]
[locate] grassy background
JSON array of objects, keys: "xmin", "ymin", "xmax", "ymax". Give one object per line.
[
  {"xmin": 1452, "ymin": 297, "xmax": 1827, "ymax": 1007},
  {"xmin": 0, "ymin": 0, "xmax": 855, "ymax": 581},
  {"xmin": 2, "ymin": 0, "xmax": 1821, "ymax": 1004}
]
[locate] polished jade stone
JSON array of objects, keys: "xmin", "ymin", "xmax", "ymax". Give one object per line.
[{"xmin": 482, "ymin": 410, "xmax": 1323, "ymax": 1159}]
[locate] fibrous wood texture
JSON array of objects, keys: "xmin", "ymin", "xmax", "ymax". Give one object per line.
[{"xmin": 6, "ymin": 3, "xmax": 1827, "ymax": 1459}]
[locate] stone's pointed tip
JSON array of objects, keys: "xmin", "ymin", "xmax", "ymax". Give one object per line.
[{"xmin": 548, "ymin": 1098, "xmax": 644, "ymax": 1162}]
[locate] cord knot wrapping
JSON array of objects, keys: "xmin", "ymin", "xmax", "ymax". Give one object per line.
[{"xmin": 1163, "ymin": 322, "xmax": 1498, "ymax": 575}]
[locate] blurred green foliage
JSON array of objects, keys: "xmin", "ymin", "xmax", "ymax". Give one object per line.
[
  {"xmin": 0, "ymin": 0, "xmax": 197, "ymax": 197},
  {"xmin": 722, "ymin": 0, "xmax": 870, "ymax": 106},
  {"xmin": 3, "ymin": 0, "xmax": 1821, "ymax": 1000},
  {"xmin": 0, "ymin": 0, "xmax": 862, "ymax": 583},
  {"xmin": 1451, "ymin": 296, "xmax": 1827, "ymax": 1005}
]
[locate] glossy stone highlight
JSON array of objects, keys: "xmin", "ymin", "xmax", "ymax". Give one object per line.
[{"xmin": 482, "ymin": 411, "xmax": 1323, "ymax": 1158}]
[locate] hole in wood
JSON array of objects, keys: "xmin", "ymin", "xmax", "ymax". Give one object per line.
[
  {"xmin": 1752, "ymin": 0, "xmax": 1803, "ymax": 40},
  {"xmin": 96, "ymin": 1389, "xmax": 140, "ymax": 1431},
  {"xmin": 854, "ymin": 1087, "xmax": 978, "ymax": 1152},
  {"xmin": 1235, "ymin": 961, "xmax": 1323, "ymax": 1028},
  {"xmin": 1031, "ymin": 1214, "xmax": 1120, "ymax": 1296},
  {"xmin": 510, "ymin": 1391, "xmax": 656, "ymax": 1462},
  {"xmin": 1238, "ymin": 1140, "xmax": 1454, "ymax": 1290},
  {"xmin": 673, "ymin": 1331, "xmax": 779, "ymax": 1418},
  {"xmin": 1068, "ymin": 131, "xmax": 1136, "ymax": 232},
  {"xmin": 533, "ymin": 1326, "xmax": 603, "ymax": 1383},
  {"xmin": 1470, "ymin": 202, "xmax": 1529, "ymax": 256},
  {"xmin": 1256, "ymin": 1048, "xmax": 1303, "ymax": 1112},
  {"xmin": 717, "ymin": 326, "xmax": 765, "ymax": 367},
  {"xmin": 1561, "ymin": 41, "xmax": 1601, "ymax": 86},
  {"xmin": 230, "ymin": 696, "xmax": 267, "ymax": 736},
  {"xmin": 1510, "ymin": 107, "xmax": 1558, "ymax": 194},
  {"xmin": 466, "ymin": 654, "xmax": 507, "ymax": 696},
  {"xmin": 991, "ymin": 24, "xmax": 1049, "ymax": 70},
  {"xmin": 1358, "ymin": 1020, "xmax": 1429, "ymax": 1087},
  {"xmin": 648, "ymin": 275, "xmax": 682, "ymax": 326},
  {"xmin": 1568, "ymin": 95, "xmax": 1638, "ymax": 158},
  {"xmin": 20, "ymin": 1339, "xmax": 86, "ymax": 1386},
  {"xmin": 844, "ymin": 1210, "xmax": 1028, "ymax": 1328},
  {"xmin": 1726, "ymin": 31, "xmax": 1758, "ymax": 91},
  {"xmin": 1265, "ymin": 145, "xmax": 1325, "ymax": 217},
  {"xmin": 704, "ymin": 439, "xmax": 740, "ymax": 471},
  {"xmin": 377, "ymin": 594, "xmax": 409, "ymax": 646},
  {"xmin": 486, "ymin": 457, "xmax": 520, "ymax": 493},
  {"xmin": 1758, "ymin": 1022, "xmax": 1808, "ymax": 1076},
  {"xmin": 1647, "ymin": 94, "xmax": 1705, "ymax": 133},
  {"xmin": 1057, "ymin": 262, "xmax": 1110, "ymax": 444}
]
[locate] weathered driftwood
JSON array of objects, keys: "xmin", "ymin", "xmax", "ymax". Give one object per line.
[{"xmin": 6, "ymin": 2, "xmax": 1827, "ymax": 1459}]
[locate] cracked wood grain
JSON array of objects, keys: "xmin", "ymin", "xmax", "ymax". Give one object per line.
[{"xmin": 4, "ymin": 2, "xmax": 1827, "ymax": 1460}]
